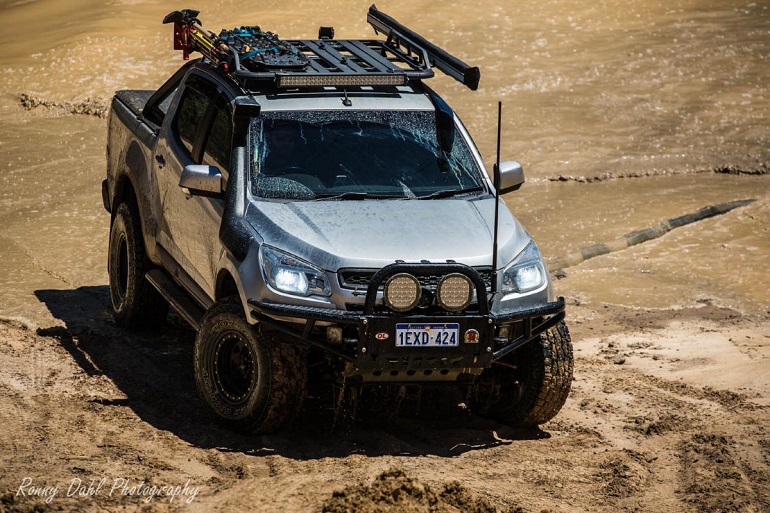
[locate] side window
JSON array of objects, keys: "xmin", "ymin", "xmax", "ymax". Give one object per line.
[
  {"xmin": 143, "ymin": 86, "xmax": 178, "ymax": 126},
  {"xmin": 202, "ymin": 97, "xmax": 233, "ymax": 188},
  {"xmin": 173, "ymin": 75, "xmax": 217, "ymax": 159},
  {"xmin": 156, "ymin": 87, "xmax": 178, "ymax": 118}
]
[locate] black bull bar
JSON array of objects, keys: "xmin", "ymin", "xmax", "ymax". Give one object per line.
[{"xmin": 248, "ymin": 263, "xmax": 565, "ymax": 374}]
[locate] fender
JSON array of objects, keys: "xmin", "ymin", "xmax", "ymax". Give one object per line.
[{"xmin": 216, "ymin": 250, "xmax": 253, "ymax": 323}]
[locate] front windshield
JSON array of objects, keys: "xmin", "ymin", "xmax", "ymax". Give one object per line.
[{"xmin": 249, "ymin": 110, "xmax": 487, "ymax": 200}]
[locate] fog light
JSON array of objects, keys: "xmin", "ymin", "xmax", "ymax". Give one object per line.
[
  {"xmin": 437, "ymin": 273, "xmax": 473, "ymax": 311},
  {"xmin": 327, "ymin": 326, "xmax": 343, "ymax": 345},
  {"xmin": 383, "ymin": 273, "xmax": 421, "ymax": 312}
]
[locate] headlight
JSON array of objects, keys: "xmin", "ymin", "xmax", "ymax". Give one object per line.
[
  {"xmin": 260, "ymin": 245, "xmax": 331, "ymax": 297},
  {"xmin": 501, "ymin": 241, "xmax": 546, "ymax": 294}
]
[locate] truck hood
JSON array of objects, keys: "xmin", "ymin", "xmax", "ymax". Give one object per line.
[{"xmin": 245, "ymin": 197, "xmax": 530, "ymax": 271}]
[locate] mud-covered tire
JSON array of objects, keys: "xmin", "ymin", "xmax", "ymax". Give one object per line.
[
  {"xmin": 108, "ymin": 202, "xmax": 168, "ymax": 329},
  {"xmin": 193, "ymin": 297, "xmax": 307, "ymax": 434},
  {"xmin": 467, "ymin": 321, "xmax": 573, "ymax": 427}
]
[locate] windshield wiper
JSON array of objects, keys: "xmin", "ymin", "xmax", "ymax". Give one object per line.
[
  {"xmin": 313, "ymin": 192, "xmax": 403, "ymax": 201},
  {"xmin": 415, "ymin": 186, "xmax": 484, "ymax": 200}
]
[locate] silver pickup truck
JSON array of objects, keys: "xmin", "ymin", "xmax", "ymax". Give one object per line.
[{"xmin": 102, "ymin": 6, "xmax": 573, "ymax": 434}]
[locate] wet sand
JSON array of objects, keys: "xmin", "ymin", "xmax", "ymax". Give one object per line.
[{"xmin": 1, "ymin": 0, "xmax": 769, "ymax": 511}]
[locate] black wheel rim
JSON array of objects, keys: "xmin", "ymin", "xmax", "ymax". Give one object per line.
[
  {"xmin": 116, "ymin": 233, "xmax": 129, "ymax": 300},
  {"xmin": 213, "ymin": 330, "xmax": 257, "ymax": 405}
]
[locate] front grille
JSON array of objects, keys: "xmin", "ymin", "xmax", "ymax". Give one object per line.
[
  {"xmin": 344, "ymin": 302, "xmax": 483, "ymax": 314},
  {"xmin": 339, "ymin": 267, "xmax": 493, "ymax": 291}
]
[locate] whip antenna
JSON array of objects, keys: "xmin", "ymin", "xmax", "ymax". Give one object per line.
[{"xmin": 491, "ymin": 101, "xmax": 502, "ymax": 296}]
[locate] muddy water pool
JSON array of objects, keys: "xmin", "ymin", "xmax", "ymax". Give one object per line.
[{"xmin": 0, "ymin": 0, "xmax": 768, "ymax": 322}]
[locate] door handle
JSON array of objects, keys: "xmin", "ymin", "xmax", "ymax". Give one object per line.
[{"xmin": 155, "ymin": 154, "xmax": 166, "ymax": 168}]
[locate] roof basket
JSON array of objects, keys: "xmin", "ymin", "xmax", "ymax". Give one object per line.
[{"xmin": 162, "ymin": 5, "xmax": 480, "ymax": 90}]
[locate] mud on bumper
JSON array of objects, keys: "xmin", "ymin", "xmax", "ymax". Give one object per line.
[{"xmin": 248, "ymin": 263, "xmax": 565, "ymax": 383}]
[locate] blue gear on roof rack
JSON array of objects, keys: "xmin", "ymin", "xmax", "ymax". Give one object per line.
[{"xmin": 218, "ymin": 27, "xmax": 309, "ymax": 71}]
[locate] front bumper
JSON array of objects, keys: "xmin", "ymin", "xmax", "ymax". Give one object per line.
[{"xmin": 247, "ymin": 263, "xmax": 565, "ymax": 383}]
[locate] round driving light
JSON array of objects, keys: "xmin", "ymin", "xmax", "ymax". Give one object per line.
[
  {"xmin": 383, "ymin": 273, "xmax": 421, "ymax": 312},
  {"xmin": 437, "ymin": 273, "xmax": 473, "ymax": 312}
]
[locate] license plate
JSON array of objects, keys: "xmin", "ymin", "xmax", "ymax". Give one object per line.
[{"xmin": 395, "ymin": 323, "xmax": 460, "ymax": 347}]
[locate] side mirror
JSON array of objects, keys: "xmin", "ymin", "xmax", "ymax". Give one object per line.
[
  {"xmin": 179, "ymin": 164, "xmax": 222, "ymax": 198},
  {"xmin": 494, "ymin": 160, "xmax": 525, "ymax": 194}
]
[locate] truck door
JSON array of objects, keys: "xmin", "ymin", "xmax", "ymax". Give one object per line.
[{"xmin": 154, "ymin": 73, "xmax": 232, "ymax": 300}]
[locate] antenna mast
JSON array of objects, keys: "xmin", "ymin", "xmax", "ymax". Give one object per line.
[{"xmin": 491, "ymin": 101, "xmax": 502, "ymax": 296}]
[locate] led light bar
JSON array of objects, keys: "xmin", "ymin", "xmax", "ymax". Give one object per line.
[{"xmin": 276, "ymin": 73, "xmax": 407, "ymax": 88}]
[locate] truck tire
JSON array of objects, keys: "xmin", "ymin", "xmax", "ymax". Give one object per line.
[
  {"xmin": 108, "ymin": 202, "xmax": 168, "ymax": 329},
  {"xmin": 193, "ymin": 297, "xmax": 307, "ymax": 434},
  {"xmin": 467, "ymin": 321, "xmax": 573, "ymax": 427}
]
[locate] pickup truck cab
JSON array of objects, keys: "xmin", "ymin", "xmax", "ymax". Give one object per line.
[{"xmin": 103, "ymin": 6, "xmax": 573, "ymax": 433}]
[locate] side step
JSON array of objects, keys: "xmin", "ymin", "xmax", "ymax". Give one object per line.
[{"xmin": 146, "ymin": 269, "xmax": 205, "ymax": 330}]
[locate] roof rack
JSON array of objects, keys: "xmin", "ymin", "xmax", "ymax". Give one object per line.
[{"xmin": 162, "ymin": 5, "xmax": 480, "ymax": 91}]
